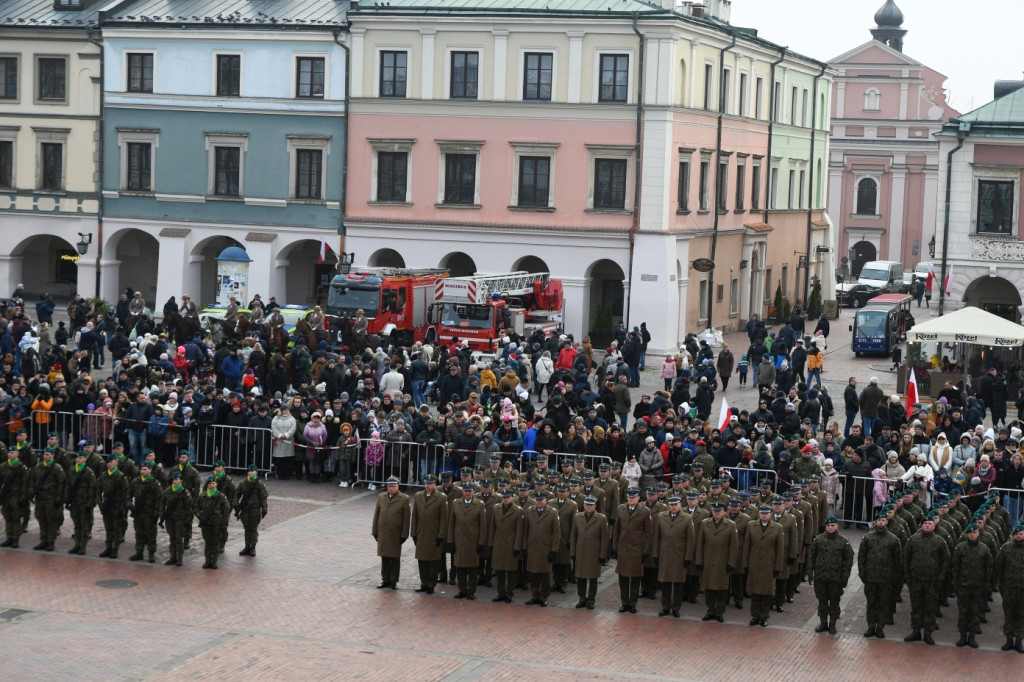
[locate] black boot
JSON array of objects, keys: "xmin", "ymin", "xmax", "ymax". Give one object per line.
[
  {"xmin": 239, "ymin": 546, "xmax": 251, "ymax": 556},
  {"xmin": 129, "ymin": 552, "xmax": 144, "ymax": 561},
  {"xmin": 923, "ymin": 631, "xmax": 935, "ymax": 646},
  {"xmin": 904, "ymin": 630, "xmax": 922, "ymax": 642},
  {"xmin": 968, "ymin": 634, "xmax": 978, "ymax": 649},
  {"xmin": 828, "ymin": 619, "xmax": 837, "ymax": 635},
  {"xmin": 1015, "ymin": 638, "xmax": 1024, "ymax": 653},
  {"xmin": 815, "ymin": 620, "xmax": 829, "ymax": 633},
  {"xmin": 956, "ymin": 632, "xmax": 968, "ymax": 647},
  {"xmin": 69, "ymin": 545, "xmax": 81, "ymax": 554},
  {"xmin": 863, "ymin": 626, "xmax": 876, "ymax": 637},
  {"xmin": 875, "ymin": 625, "xmax": 885, "ymax": 639},
  {"xmin": 1002, "ymin": 637, "xmax": 1015, "ymax": 651},
  {"xmin": 0, "ymin": 538, "xmax": 13, "ymax": 548},
  {"xmin": 99, "ymin": 545, "xmax": 112, "ymax": 558}
]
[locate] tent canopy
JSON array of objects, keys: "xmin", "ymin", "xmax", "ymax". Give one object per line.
[{"xmin": 906, "ymin": 306, "xmax": 1024, "ymax": 347}]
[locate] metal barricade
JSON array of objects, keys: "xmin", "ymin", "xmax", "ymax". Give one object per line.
[
  {"xmin": 353, "ymin": 439, "xmax": 447, "ymax": 489},
  {"xmin": 992, "ymin": 487, "xmax": 1024, "ymax": 526},
  {"xmin": 514, "ymin": 451, "xmax": 613, "ymax": 479},
  {"xmin": 719, "ymin": 466, "xmax": 777, "ymax": 494},
  {"xmin": 195, "ymin": 423, "xmax": 274, "ymax": 473},
  {"xmin": 830, "ymin": 474, "xmax": 899, "ymax": 526}
]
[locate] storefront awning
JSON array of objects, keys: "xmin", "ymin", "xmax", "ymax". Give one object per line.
[{"xmin": 907, "ymin": 306, "xmax": 1024, "ymax": 347}]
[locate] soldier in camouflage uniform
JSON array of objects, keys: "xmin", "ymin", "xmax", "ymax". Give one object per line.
[
  {"xmin": 952, "ymin": 523, "xmax": 992, "ymax": 648},
  {"xmin": 212, "ymin": 459, "xmax": 235, "ymax": 554},
  {"xmin": 160, "ymin": 469, "xmax": 193, "ymax": 566},
  {"xmin": 128, "ymin": 461, "xmax": 163, "ymax": 562},
  {"xmin": 65, "ymin": 451, "xmax": 97, "ymax": 555},
  {"xmin": 903, "ymin": 515, "xmax": 949, "ymax": 645},
  {"xmin": 235, "ymin": 464, "xmax": 269, "ymax": 557},
  {"xmin": 97, "ymin": 455, "xmax": 129, "ymax": 558},
  {"xmin": 994, "ymin": 521, "xmax": 1024, "ymax": 652},
  {"xmin": 194, "ymin": 475, "xmax": 231, "ymax": 569},
  {"xmin": 29, "ymin": 448, "xmax": 66, "ymax": 551},
  {"xmin": 807, "ymin": 515, "xmax": 854, "ymax": 634},
  {"xmin": 1, "ymin": 445, "xmax": 30, "ymax": 547},
  {"xmin": 858, "ymin": 512, "xmax": 902, "ymax": 638},
  {"xmin": 174, "ymin": 451, "xmax": 202, "ymax": 549}
]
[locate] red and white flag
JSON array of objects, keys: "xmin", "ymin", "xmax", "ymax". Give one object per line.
[
  {"xmin": 318, "ymin": 239, "xmax": 331, "ymax": 265},
  {"xmin": 906, "ymin": 368, "xmax": 918, "ymax": 417},
  {"xmin": 925, "ymin": 263, "xmax": 935, "ymax": 291},
  {"xmin": 718, "ymin": 397, "xmax": 732, "ymax": 433},
  {"xmin": 944, "ymin": 264, "xmax": 954, "ymax": 296}
]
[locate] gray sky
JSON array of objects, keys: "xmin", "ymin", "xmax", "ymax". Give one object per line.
[{"xmin": 730, "ymin": 0, "xmax": 1023, "ymax": 115}]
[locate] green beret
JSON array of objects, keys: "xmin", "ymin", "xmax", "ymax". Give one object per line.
[
  {"xmin": 965, "ymin": 523, "xmax": 978, "ymax": 533},
  {"xmin": 170, "ymin": 470, "xmax": 182, "ymax": 480},
  {"xmin": 824, "ymin": 515, "xmax": 839, "ymax": 524},
  {"xmin": 247, "ymin": 464, "xmax": 258, "ymax": 471},
  {"xmin": 215, "ymin": 459, "xmax": 226, "ymax": 467},
  {"xmin": 206, "ymin": 476, "xmax": 217, "ymax": 484},
  {"xmin": 1014, "ymin": 523, "xmax": 1024, "ymax": 534}
]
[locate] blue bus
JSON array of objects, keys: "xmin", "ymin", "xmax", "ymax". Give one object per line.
[{"xmin": 851, "ymin": 294, "xmax": 913, "ymax": 356}]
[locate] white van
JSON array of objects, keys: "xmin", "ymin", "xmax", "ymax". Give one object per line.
[
  {"xmin": 858, "ymin": 260, "xmax": 903, "ymax": 293},
  {"xmin": 914, "ymin": 262, "xmax": 933, "ymax": 279}
]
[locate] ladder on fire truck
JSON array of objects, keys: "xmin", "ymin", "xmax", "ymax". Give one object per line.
[{"xmin": 443, "ymin": 271, "xmax": 550, "ymax": 301}]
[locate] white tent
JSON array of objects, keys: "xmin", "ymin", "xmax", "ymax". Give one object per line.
[{"xmin": 906, "ymin": 306, "xmax": 1024, "ymax": 347}]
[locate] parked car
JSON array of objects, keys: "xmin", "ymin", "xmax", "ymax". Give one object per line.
[
  {"xmin": 199, "ymin": 303, "xmax": 310, "ymax": 335},
  {"xmin": 836, "ymin": 282, "xmax": 881, "ymax": 308}
]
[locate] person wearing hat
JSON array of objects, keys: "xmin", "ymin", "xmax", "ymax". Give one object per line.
[
  {"xmin": 522, "ymin": 489, "xmax": 560, "ymax": 607},
  {"xmin": 806, "ymin": 516, "xmax": 853, "ymax": 634},
  {"xmin": 695, "ymin": 502, "xmax": 739, "ymax": 622},
  {"xmin": 858, "ymin": 511, "xmax": 902, "ymax": 638},
  {"xmin": 175, "ymin": 451, "xmax": 202, "ymax": 549},
  {"xmin": 570, "ymin": 495, "xmax": 609, "ymax": 610},
  {"xmin": 194, "ymin": 475, "xmax": 230, "ymax": 569},
  {"xmin": 160, "ymin": 469, "xmax": 193, "ymax": 566},
  {"xmin": 27, "ymin": 445, "xmax": 66, "ymax": 552},
  {"xmin": 446, "ymin": 482, "xmax": 487, "ymax": 599},
  {"xmin": 641, "ymin": 487, "xmax": 667, "ymax": 599},
  {"xmin": 65, "ymin": 451, "xmax": 98, "ymax": 555},
  {"xmin": 410, "ymin": 474, "xmax": 448, "ymax": 594},
  {"xmin": 141, "ymin": 449, "xmax": 168, "ymax": 488},
  {"xmin": 652, "ymin": 495, "xmax": 694, "ymax": 617},
  {"xmin": 550, "ymin": 483, "xmax": 578, "ymax": 593},
  {"xmin": 489, "ymin": 486, "xmax": 525, "ymax": 603},
  {"xmin": 770, "ymin": 497, "xmax": 799, "ymax": 612},
  {"xmin": 234, "ymin": 464, "xmax": 269, "ymax": 558},
  {"xmin": 951, "ymin": 522, "xmax": 992, "ymax": 648},
  {"xmin": 209, "ymin": 459, "xmax": 236, "ymax": 554},
  {"xmin": 614, "ymin": 489, "xmax": 651, "ymax": 613},
  {"xmin": 681, "ymin": 490, "xmax": 709, "ymax": 603},
  {"xmin": 127, "ymin": 460, "xmax": 163, "ymax": 563},
  {"xmin": 742, "ymin": 504, "xmax": 786, "ymax": 627},
  {"xmin": 94, "ymin": 454, "xmax": 129, "ymax": 558},
  {"xmin": 725, "ymin": 498, "xmax": 750, "ymax": 609},
  {"xmin": 902, "ymin": 515, "xmax": 949, "ymax": 644},
  {"xmin": 994, "ymin": 522, "xmax": 1024, "ymax": 652},
  {"xmin": 372, "ymin": 476, "xmax": 410, "ymax": 589}
]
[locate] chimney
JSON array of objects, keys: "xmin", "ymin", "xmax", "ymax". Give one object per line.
[
  {"xmin": 704, "ymin": 0, "xmax": 732, "ymax": 21},
  {"xmin": 690, "ymin": 3, "xmax": 704, "ymax": 17},
  {"xmin": 994, "ymin": 80, "xmax": 1024, "ymax": 100}
]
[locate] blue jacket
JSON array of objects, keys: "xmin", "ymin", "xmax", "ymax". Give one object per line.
[{"xmin": 147, "ymin": 414, "xmax": 169, "ymax": 437}]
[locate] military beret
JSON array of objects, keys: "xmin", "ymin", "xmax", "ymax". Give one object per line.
[
  {"xmin": 686, "ymin": 491, "xmax": 699, "ymax": 499},
  {"xmin": 424, "ymin": 474, "xmax": 438, "ymax": 483},
  {"xmin": 556, "ymin": 484, "xmax": 568, "ymax": 492},
  {"xmin": 875, "ymin": 511, "xmax": 887, "ymax": 520},
  {"xmin": 214, "ymin": 459, "xmax": 226, "ymax": 467},
  {"xmin": 205, "ymin": 475, "xmax": 217, "ymax": 484},
  {"xmin": 47, "ymin": 431, "xmax": 59, "ymax": 438},
  {"xmin": 518, "ymin": 483, "xmax": 531, "ymax": 491},
  {"xmin": 534, "ymin": 491, "xmax": 549, "ymax": 500},
  {"xmin": 728, "ymin": 498, "xmax": 741, "ymax": 507},
  {"xmin": 74, "ymin": 451, "xmax": 88, "ymax": 458},
  {"xmin": 500, "ymin": 490, "xmax": 513, "ymax": 498},
  {"xmin": 105, "ymin": 453, "xmax": 118, "ymax": 461},
  {"xmin": 247, "ymin": 464, "xmax": 258, "ymax": 471},
  {"xmin": 1014, "ymin": 523, "xmax": 1024, "ymax": 534},
  {"xmin": 738, "ymin": 492, "xmax": 751, "ymax": 500},
  {"xmin": 15, "ymin": 428, "xmax": 26, "ymax": 434},
  {"xmin": 759, "ymin": 505, "xmax": 772, "ymax": 513},
  {"xmin": 710, "ymin": 503, "xmax": 725, "ymax": 511},
  {"xmin": 84, "ymin": 440, "xmax": 95, "ymax": 446},
  {"xmin": 584, "ymin": 496, "xmax": 598, "ymax": 505},
  {"xmin": 139, "ymin": 461, "xmax": 153, "ymax": 470},
  {"xmin": 385, "ymin": 476, "xmax": 401, "ymax": 485},
  {"xmin": 965, "ymin": 523, "xmax": 979, "ymax": 533},
  {"xmin": 481, "ymin": 479, "xmax": 492, "ymax": 487},
  {"xmin": 924, "ymin": 513, "xmax": 938, "ymax": 522},
  {"xmin": 882, "ymin": 504, "xmax": 894, "ymax": 512},
  {"xmin": 667, "ymin": 496, "xmax": 682, "ymax": 505},
  {"xmin": 825, "ymin": 515, "xmax": 839, "ymax": 525},
  {"xmin": 626, "ymin": 488, "xmax": 641, "ymax": 497},
  {"xmin": 113, "ymin": 442, "xmax": 125, "ymax": 448}
]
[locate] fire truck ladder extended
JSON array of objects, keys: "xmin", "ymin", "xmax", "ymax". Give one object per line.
[{"xmin": 441, "ymin": 271, "xmax": 549, "ymax": 302}]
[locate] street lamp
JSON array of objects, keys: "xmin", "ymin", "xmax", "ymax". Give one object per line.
[
  {"xmin": 337, "ymin": 251, "xmax": 356, "ymax": 275},
  {"xmin": 76, "ymin": 232, "xmax": 93, "ymax": 256},
  {"xmin": 928, "ymin": 235, "xmax": 935, "ymax": 259}
]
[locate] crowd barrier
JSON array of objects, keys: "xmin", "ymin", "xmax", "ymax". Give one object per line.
[{"xmin": 353, "ymin": 440, "xmax": 447, "ymax": 488}]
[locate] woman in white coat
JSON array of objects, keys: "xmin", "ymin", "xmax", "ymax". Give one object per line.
[
  {"xmin": 534, "ymin": 350, "xmax": 554, "ymax": 401},
  {"xmin": 272, "ymin": 405, "xmax": 298, "ymax": 480},
  {"xmin": 928, "ymin": 432, "xmax": 953, "ymax": 473}
]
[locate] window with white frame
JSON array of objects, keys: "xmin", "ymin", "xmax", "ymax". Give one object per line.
[
  {"xmin": 598, "ymin": 53, "xmax": 629, "ymax": 103},
  {"xmin": 379, "ymin": 50, "xmax": 408, "ymax": 98},
  {"xmin": 510, "ymin": 141, "xmax": 558, "ymax": 209},
  {"xmin": 738, "ymin": 72, "xmax": 748, "ymax": 117},
  {"xmin": 215, "ymin": 54, "xmax": 242, "ymax": 97},
  {"xmin": 0, "ymin": 127, "xmax": 16, "ymax": 188},
  {"xmin": 855, "ymin": 177, "xmax": 878, "ymax": 215},
  {"xmin": 751, "ymin": 160, "xmax": 761, "ymax": 210},
  {"xmin": 763, "ymin": 267, "xmax": 772, "ymax": 304},
  {"xmin": 295, "ymin": 55, "xmax": 326, "ymax": 99},
  {"xmin": 116, "ymin": 128, "xmax": 157, "ymax": 193},
  {"xmin": 36, "ymin": 56, "xmax": 66, "ymax": 102},
  {"xmin": 586, "ymin": 144, "xmax": 632, "ymax": 212},
  {"xmin": 722, "ymin": 67, "xmax": 731, "ymax": 114},
  {"xmin": 0, "ymin": 56, "xmax": 18, "ymax": 100},
  {"xmin": 449, "ymin": 51, "xmax": 479, "ymax": 100},
  {"xmin": 769, "ymin": 166, "xmax": 779, "ymax": 209},
  {"xmin": 801, "ymin": 88, "xmax": 808, "ymax": 127},
  {"xmin": 35, "ymin": 127, "xmax": 68, "ymax": 191},
  {"xmin": 698, "ymin": 156, "xmax": 710, "ymax": 211},
  {"xmin": 436, "ymin": 140, "xmax": 483, "ymax": 207},
  {"xmin": 286, "ymin": 134, "xmax": 330, "ymax": 200},
  {"xmin": 522, "ymin": 52, "xmax": 553, "ymax": 101},
  {"xmin": 735, "ymin": 158, "xmax": 745, "ymax": 210},
  {"xmin": 368, "ymin": 138, "xmax": 415, "ymax": 204},
  {"xmin": 205, "ymin": 133, "xmax": 247, "ymax": 197},
  {"xmin": 754, "ymin": 76, "xmax": 763, "ymax": 119},
  {"xmin": 788, "ymin": 169, "xmax": 796, "ymax": 208},
  {"xmin": 703, "ymin": 63, "xmax": 714, "ymax": 110},
  {"xmin": 790, "ymin": 86, "xmax": 798, "ymax": 125},
  {"xmin": 864, "ymin": 88, "xmax": 880, "ymax": 111},
  {"xmin": 798, "ymin": 169, "xmax": 806, "ymax": 209}
]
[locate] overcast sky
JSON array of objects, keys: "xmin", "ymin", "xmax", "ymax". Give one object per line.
[{"xmin": 730, "ymin": 0, "xmax": 1023, "ymax": 116}]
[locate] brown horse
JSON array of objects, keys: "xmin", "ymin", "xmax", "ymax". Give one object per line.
[
  {"xmin": 163, "ymin": 310, "xmax": 201, "ymax": 345},
  {"xmin": 256, "ymin": 323, "xmax": 289, "ymax": 353},
  {"xmin": 331, "ymin": 315, "xmax": 382, "ymax": 355},
  {"xmin": 295, "ymin": 318, "xmax": 330, "ymax": 350}
]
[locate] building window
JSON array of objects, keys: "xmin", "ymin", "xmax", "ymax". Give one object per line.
[
  {"xmin": 0, "ymin": 140, "xmax": 13, "ymax": 187},
  {"xmin": 788, "ymin": 169, "xmax": 796, "ymax": 208},
  {"xmin": 769, "ymin": 167, "xmax": 779, "ymax": 209},
  {"xmin": 730, "ymin": 277, "xmax": 739, "ymax": 316},
  {"xmin": 444, "ymin": 153, "xmax": 477, "ymax": 204},
  {"xmin": 127, "ymin": 53, "xmax": 153, "ymax": 93},
  {"xmin": 698, "ymin": 279, "xmax": 708, "ymax": 322},
  {"xmin": 717, "ymin": 284, "xmax": 725, "ymax": 302},
  {"xmin": 216, "ymin": 54, "xmax": 241, "ymax": 97},
  {"xmin": 798, "ymin": 169, "xmax": 806, "ymax": 208},
  {"xmin": 977, "ymin": 180, "xmax": 1015, "ymax": 234},
  {"xmin": 380, "ymin": 51, "xmax": 408, "ymax": 98},
  {"xmin": 594, "ymin": 159, "xmax": 627, "ymax": 210},
  {"xmin": 523, "ymin": 52, "xmax": 552, "ymax": 101},
  {"xmin": 126, "ymin": 142, "xmax": 151, "ymax": 191},
  {"xmin": 698, "ymin": 159, "xmax": 710, "ymax": 211},
  {"xmin": 296, "ymin": 149, "xmax": 323, "ymax": 199},
  {"xmin": 677, "ymin": 159, "xmax": 691, "ymax": 212},
  {"xmin": 735, "ymin": 163, "xmax": 745, "ymax": 210},
  {"xmin": 296, "ymin": 56, "xmax": 325, "ymax": 98},
  {"xmin": 855, "ymin": 177, "xmax": 877, "ymax": 215},
  {"xmin": 376, "ymin": 151, "xmax": 408, "ymax": 202},
  {"xmin": 598, "ymin": 54, "xmax": 629, "ymax": 103},
  {"xmin": 751, "ymin": 162, "xmax": 761, "ymax": 210},
  {"xmin": 864, "ymin": 88, "xmax": 880, "ymax": 111},
  {"xmin": 450, "ymin": 51, "xmax": 479, "ymax": 99},
  {"xmin": 703, "ymin": 63, "xmax": 714, "ymax": 110},
  {"xmin": 738, "ymin": 72, "xmax": 747, "ymax": 117},
  {"xmin": 0, "ymin": 57, "xmax": 17, "ymax": 99},
  {"xmin": 722, "ymin": 68, "xmax": 731, "ymax": 113},
  {"xmin": 754, "ymin": 76, "xmax": 763, "ymax": 119},
  {"xmin": 518, "ymin": 156, "xmax": 550, "ymax": 208},
  {"xmin": 716, "ymin": 161, "xmax": 728, "ymax": 212},
  {"xmin": 772, "ymin": 80, "xmax": 781, "ymax": 121},
  {"xmin": 763, "ymin": 267, "xmax": 772, "ymax": 304},
  {"xmin": 37, "ymin": 57, "xmax": 66, "ymax": 101},
  {"xmin": 40, "ymin": 142, "xmax": 63, "ymax": 190},
  {"xmin": 790, "ymin": 86, "xmax": 798, "ymax": 125},
  {"xmin": 781, "ymin": 265, "xmax": 789, "ymax": 299},
  {"xmin": 801, "ymin": 89, "xmax": 808, "ymax": 127},
  {"xmin": 214, "ymin": 147, "xmax": 240, "ymax": 196}
]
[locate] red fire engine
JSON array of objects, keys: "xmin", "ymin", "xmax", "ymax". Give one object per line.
[{"xmin": 326, "ymin": 268, "xmax": 448, "ymax": 347}]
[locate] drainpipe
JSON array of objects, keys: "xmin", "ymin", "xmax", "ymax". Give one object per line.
[
  {"xmin": 86, "ymin": 27, "xmax": 104, "ymax": 300},
  {"xmin": 763, "ymin": 46, "xmax": 787, "ymax": 225},
  {"xmin": 333, "ymin": 27, "xmax": 350, "ymax": 264},
  {"xmin": 626, "ymin": 13, "xmax": 645, "ymax": 325},
  {"xmin": 704, "ymin": 29, "xmax": 737, "ymax": 331},
  {"xmin": 938, "ymin": 121, "xmax": 969, "ymax": 316},
  {"xmin": 803, "ymin": 62, "xmax": 827, "ymax": 306}
]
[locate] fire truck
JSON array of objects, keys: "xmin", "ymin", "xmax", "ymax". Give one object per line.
[
  {"xmin": 433, "ymin": 272, "xmax": 564, "ymax": 355},
  {"xmin": 325, "ymin": 268, "xmax": 448, "ymax": 347}
]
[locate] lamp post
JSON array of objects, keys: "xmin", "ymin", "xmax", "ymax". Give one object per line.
[
  {"xmin": 927, "ymin": 235, "xmax": 935, "ymax": 259},
  {"xmin": 337, "ymin": 251, "xmax": 355, "ymax": 275},
  {"xmin": 76, "ymin": 232, "xmax": 100, "ymax": 300}
]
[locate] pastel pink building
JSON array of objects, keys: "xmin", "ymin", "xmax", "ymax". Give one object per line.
[{"xmin": 828, "ymin": 0, "xmax": 958, "ymax": 277}]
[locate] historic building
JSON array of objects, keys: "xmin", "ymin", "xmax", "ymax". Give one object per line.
[
  {"xmin": 0, "ymin": 0, "xmax": 103, "ymax": 300},
  {"xmin": 827, "ymin": 0, "xmax": 958, "ymax": 278},
  {"xmin": 344, "ymin": 0, "xmax": 832, "ymax": 349},
  {"xmin": 936, "ymin": 81, "xmax": 1024, "ymax": 322}
]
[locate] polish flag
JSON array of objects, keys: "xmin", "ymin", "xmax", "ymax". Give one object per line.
[
  {"xmin": 925, "ymin": 263, "xmax": 935, "ymax": 291},
  {"xmin": 718, "ymin": 397, "xmax": 732, "ymax": 433},
  {"xmin": 318, "ymin": 239, "xmax": 330, "ymax": 265},
  {"xmin": 944, "ymin": 265, "xmax": 954, "ymax": 296},
  {"xmin": 906, "ymin": 368, "xmax": 918, "ymax": 417}
]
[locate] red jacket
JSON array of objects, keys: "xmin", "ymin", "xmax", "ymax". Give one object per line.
[{"xmin": 555, "ymin": 346, "xmax": 576, "ymax": 371}]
